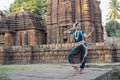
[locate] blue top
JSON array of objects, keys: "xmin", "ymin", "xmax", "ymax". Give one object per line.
[{"xmin": 70, "ymin": 29, "xmax": 87, "ymax": 47}]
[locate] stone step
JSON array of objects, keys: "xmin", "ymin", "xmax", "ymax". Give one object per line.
[{"xmin": 86, "ymin": 62, "xmax": 120, "ymax": 73}]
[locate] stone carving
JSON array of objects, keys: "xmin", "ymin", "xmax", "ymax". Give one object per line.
[
  {"xmin": 0, "ymin": 43, "xmax": 119, "ymax": 64},
  {"xmin": 46, "ymin": 0, "xmax": 103, "ymax": 43},
  {"xmin": 0, "ymin": 0, "xmax": 112, "ymax": 64},
  {"xmin": 0, "ymin": 10, "xmax": 46, "ymax": 46}
]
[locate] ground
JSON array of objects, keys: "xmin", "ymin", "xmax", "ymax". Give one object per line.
[{"xmin": 0, "ymin": 63, "xmax": 112, "ymax": 80}]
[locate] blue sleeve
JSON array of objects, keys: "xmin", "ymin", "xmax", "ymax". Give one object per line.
[
  {"xmin": 70, "ymin": 29, "xmax": 75, "ymax": 34},
  {"xmin": 82, "ymin": 31, "xmax": 85, "ymax": 35}
]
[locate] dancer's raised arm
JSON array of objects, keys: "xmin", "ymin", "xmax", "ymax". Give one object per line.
[{"xmin": 64, "ymin": 27, "xmax": 75, "ymax": 34}]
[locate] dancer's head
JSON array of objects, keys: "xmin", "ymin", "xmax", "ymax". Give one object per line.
[{"xmin": 73, "ymin": 20, "xmax": 81, "ymax": 30}]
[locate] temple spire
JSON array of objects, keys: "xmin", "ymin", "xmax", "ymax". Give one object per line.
[{"xmin": 46, "ymin": 0, "xmax": 104, "ymax": 43}]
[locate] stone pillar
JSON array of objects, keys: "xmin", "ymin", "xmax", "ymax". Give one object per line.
[
  {"xmin": 51, "ymin": 0, "xmax": 58, "ymax": 43},
  {"xmin": 75, "ymin": 0, "xmax": 81, "ymax": 20},
  {"xmin": 95, "ymin": 1, "xmax": 103, "ymax": 42},
  {"xmin": 16, "ymin": 31, "xmax": 28, "ymax": 46},
  {"xmin": 4, "ymin": 32, "xmax": 14, "ymax": 46},
  {"xmin": 29, "ymin": 30, "xmax": 37, "ymax": 45},
  {"xmin": 65, "ymin": 1, "xmax": 73, "ymax": 43},
  {"xmin": 57, "ymin": 26, "xmax": 60, "ymax": 43},
  {"xmin": 22, "ymin": 32, "xmax": 26, "ymax": 46},
  {"xmin": 58, "ymin": 1, "xmax": 66, "ymax": 43},
  {"xmin": 82, "ymin": 0, "xmax": 94, "ymax": 42},
  {"xmin": 47, "ymin": 25, "xmax": 52, "ymax": 44},
  {"xmin": 16, "ymin": 32, "xmax": 22, "ymax": 46},
  {"xmin": 46, "ymin": 0, "xmax": 52, "ymax": 44}
]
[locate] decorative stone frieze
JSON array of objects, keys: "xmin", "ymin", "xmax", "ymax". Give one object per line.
[{"xmin": 0, "ymin": 43, "xmax": 119, "ymax": 64}]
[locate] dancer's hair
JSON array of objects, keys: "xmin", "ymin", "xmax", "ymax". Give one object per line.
[{"xmin": 73, "ymin": 20, "xmax": 81, "ymax": 28}]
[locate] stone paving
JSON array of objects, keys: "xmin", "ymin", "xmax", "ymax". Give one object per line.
[{"xmin": 1, "ymin": 64, "xmax": 112, "ymax": 80}]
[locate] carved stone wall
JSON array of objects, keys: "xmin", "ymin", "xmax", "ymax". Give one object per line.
[
  {"xmin": 0, "ymin": 11, "xmax": 15, "ymax": 46},
  {"xmin": 0, "ymin": 43, "xmax": 119, "ymax": 64},
  {"xmin": 14, "ymin": 29, "xmax": 46, "ymax": 46},
  {"xmin": 0, "ymin": 10, "xmax": 46, "ymax": 46},
  {"xmin": 46, "ymin": 0, "xmax": 103, "ymax": 44}
]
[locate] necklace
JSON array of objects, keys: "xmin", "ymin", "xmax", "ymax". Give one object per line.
[{"xmin": 75, "ymin": 30, "xmax": 79, "ymax": 40}]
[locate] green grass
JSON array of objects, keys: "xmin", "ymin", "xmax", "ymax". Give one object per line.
[
  {"xmin": 0, "ymin": 73, "xmax": 11, "ymax": 80},
  {"xmin": 0, "ymin": 65, "xmax": 43, "ymax": 72},
  {"xmin": 0, "ymin": 65, "xmax": 45, "ymax": 80},
  {"xmin": 0, "ymin": 76, "xmax": 11, "ymax": 80},
  {"xmin": 111, "ymin": 72, "xmax": 120, "ymax": 80}
]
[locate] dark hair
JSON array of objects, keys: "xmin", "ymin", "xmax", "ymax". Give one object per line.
[
  {"xmin": 73, "ymin": 20, "xmax": 81, "ymax": 28},
  {"xmin": 75, "ymin": 22, "xmax": 79, "ymax": 27}
]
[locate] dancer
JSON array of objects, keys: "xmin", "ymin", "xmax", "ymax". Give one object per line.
[{"xmin": 64, "ymin": 21, "xmax": 94, "ymax": 74}]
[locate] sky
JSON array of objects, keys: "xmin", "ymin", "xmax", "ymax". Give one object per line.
[
  {"xmin": 0, "ymin": 0, "xmax": 110, "ymax": 25},
  {"xmin": 100, "ymin": 0, "xmax": 110, "ymax": 25},
  {"xmin": 0, "ymin": 0, "xmax": 15, "ymax": 10}
]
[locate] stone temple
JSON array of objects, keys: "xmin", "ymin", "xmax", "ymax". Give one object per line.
[
  {"xmin": 0, "ymin": 0, "xmax": 103, "ymax": 46},
  {"xmin": 0, "ymin": 0, "xmax": 119, "ymax": 64},
  {"xmin": 46, "ymin": 0, "xmax": 103, "ymax": 44},
  {"xmin": 0, "ymin": 10, "xmax": 46, "ymax": 46}
]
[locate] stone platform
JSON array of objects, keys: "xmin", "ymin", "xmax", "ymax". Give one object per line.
[
  {"xmin": 87, "ymin": 62, "xmax": 120, "ymax": 72},
  {"xmin": 1, "ymin": 64, "xmax": 112, "ymax": 80}
]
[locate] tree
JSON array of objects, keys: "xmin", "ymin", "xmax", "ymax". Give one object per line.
[
  {"xmin": 10, "ymin": 0, "xmax": 48, "ymax": 17},
  {"xmin": 105, "ymin": 21, "xmax": 120, "ymax": 36},
  {"xmin": 106, "ymin": 0, "xmax": 120, "ymax": 36},
  {"xmin": 107, "ymin": 0, "xmax": 120, "ymax": 21}
]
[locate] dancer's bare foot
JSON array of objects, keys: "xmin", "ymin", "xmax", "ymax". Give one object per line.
[
  {"xmin": 72, "ymin": 66, "xmax": 79, "ymax": 74},
  {"xmin": 79, "ymin": 71, "xmax": 85, "ymax": 74},
  {"xmin": 79, "ymin": 68, "xmax": 85, "ymax": 74},
  {"xmin": 73, "ymin": 71, "xmax": 78, "ymax": 74}
]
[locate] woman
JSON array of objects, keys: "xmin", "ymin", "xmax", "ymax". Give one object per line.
[{"xmin": 64, "ymin": 21, "xmax": 94, "ymax": 74}]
